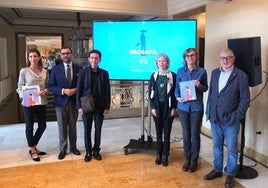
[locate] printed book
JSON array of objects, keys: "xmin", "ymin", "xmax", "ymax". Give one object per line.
[
  {"xmin": 179, "ymin": 80, "xmax": 197, "ymax": 101},
  {"xmin": 22, "ymin": 85, "xmax": 41, "ymax": 107}
]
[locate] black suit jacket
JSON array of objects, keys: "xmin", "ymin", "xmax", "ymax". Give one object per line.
[{"xmin": 76, "ymin": 66, "xmax": 111, "ymax": 111}]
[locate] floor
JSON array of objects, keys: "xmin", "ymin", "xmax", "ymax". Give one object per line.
[{"xmin": 0, "ymin": 117, "xmax": 267, "ymax": 187}]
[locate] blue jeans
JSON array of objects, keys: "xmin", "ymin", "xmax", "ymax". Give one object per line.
[
  {"xmin": 178, "ymin": 109, "xmax": 203, "ymax": 163},
  {"xmin": 211, "ymin": 121, "xmax": 240, "ymax": 176}
]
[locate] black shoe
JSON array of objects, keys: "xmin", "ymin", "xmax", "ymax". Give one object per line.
[
  {"xmin": 225, "ymin": 175, "xmax": 235, "ymax": 188},
  {"xmin": 29, "ymin": 150, "xmax": 40, "ymax": 162},
  {"xmin": 162, "ymin": 155, "xmax": 168, "ymax": 167},
  {"xmin": 204, "ymin": 169, "xmax": 222, "ymax": 180},
  {"xmin": 37, "ymin": 151, "xmax": 47, "ymax": 155},
  {"xmin": 155, "ymin": 154, "xmax": 162, "ymax": 165},
  {"xmin": 30, "ymin": 149, "xmax": 46, "ymax": 156},
  {"xmin": 84, "ymin": 152, "xmax": 92, "ymax": 162},
  {"xmin": 189, "ymin": 163, "xmax": 197, "ymax": 173},
  {"xmin": 93, "ymin": 152, "xmax": 102, "ymax": 161},
  {"xmin": 182, "ymin": 162, "xmax": 190, "ymax": 171},
  {"xmin": 58, "ymin": 151, "xmax": 66, "ymax": 160},
  {"xmin": 70, "ymin": 148, "xmax": 81, "ymax": 155}
]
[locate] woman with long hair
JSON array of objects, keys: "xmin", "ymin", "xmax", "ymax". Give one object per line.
[{"xmin": 17, "ymin": 48, "xmax": 48, "ymax": 162}]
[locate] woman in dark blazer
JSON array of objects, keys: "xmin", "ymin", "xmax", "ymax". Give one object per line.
[{"xmin": 149, "ymin": 53, "xmax": 177, "ymax": 167}]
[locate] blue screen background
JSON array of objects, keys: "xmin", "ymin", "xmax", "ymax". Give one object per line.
[{"xmin": 93, "ymin": 20, "xmax": 197, "ymax": 80}]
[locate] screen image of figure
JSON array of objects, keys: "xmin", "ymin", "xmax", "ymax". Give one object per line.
[{"xmin": 93, "ymin": 20, "xmax": 197, "ymax": 80}]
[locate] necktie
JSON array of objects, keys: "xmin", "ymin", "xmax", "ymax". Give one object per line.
[{"xmin": 67, "ymin": 64, "xmax": 71, "ymax": 86}]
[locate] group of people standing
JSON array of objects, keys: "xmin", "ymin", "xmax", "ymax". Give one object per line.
[
  {"xmin": 149, "ymin": 48, "xmax": 249, "ymax": 188},
  {"xmin": 17, "ymin": 47, "xmax": 110, "ymax": 163},
  {"xmin": 17, "ymin": 46, "xmax": 249, "ymax": 188}
]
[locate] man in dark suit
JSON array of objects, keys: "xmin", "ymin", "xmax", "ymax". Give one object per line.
[
  {"xmin": 204, "ymin": 48, "xmax": 250, "ymax": 188},
  {"xmin": 48, "ymin": 47, "xmax": 82, "ymax": 160},
  {"xmin": 76, "ymin": 49, "xmax": 111, "ymax": 162}
]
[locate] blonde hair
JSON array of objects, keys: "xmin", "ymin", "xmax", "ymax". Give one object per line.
[{"xmin": 155, "ymin": 53, "xmax": 170, "ymax": 69}]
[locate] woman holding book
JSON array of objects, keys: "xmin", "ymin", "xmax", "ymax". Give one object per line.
[
  {"xmin": 149, "ymin": 53, "xmax": 177, "ymax": 167},
  {"xmin": 17, "ymin": 48, "xmax": 48, "ymax": 162},
  {"xmin": 175, "ymin": 48, "xmax": 208, "ymax": 172}
]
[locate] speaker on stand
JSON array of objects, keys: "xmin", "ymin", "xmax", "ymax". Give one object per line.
[{"xmin": 228, "ymin": 36, "xmax": 262, "ymax": 179}]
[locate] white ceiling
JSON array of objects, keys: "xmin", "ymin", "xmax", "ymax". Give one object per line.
[
  {"xmin": 0, "ymin": 1, "xmax": 230, "ymax": 28},
  {"xmin": 0, "ymin": 3, "xmax": 209, "ymax": 46},
  {"xmin": 0, "ymin": 7, "xmax": 161, "ymax": 28}
]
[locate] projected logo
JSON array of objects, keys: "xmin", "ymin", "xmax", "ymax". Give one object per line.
[
  {"xmin": 135, "ymin": 29, "xmax": 146, "ymax": 51},
  {"xmin": 129, "ymin": 29, "xmax": 157, "ymax": 65}
]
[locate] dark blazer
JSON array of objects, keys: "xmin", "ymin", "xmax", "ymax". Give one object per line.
[
  {"xmin": 149, "ymin": 71, "xmax": 177, "ymax": 116},
  {"xmin": 207, "ymin": 67, "xmax": 250, "ymax": 125},
  {"xmin": 48, "ymin": 63, "xmax": 82, "ymax": 107},
  {"xmin": 76, "ymin": 66, "xmax": 111, "ymax": 111}
]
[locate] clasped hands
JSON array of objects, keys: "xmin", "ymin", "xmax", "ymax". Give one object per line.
[{"xmin": 63, "ymin": 88, "xmax": 76, "ymax": 96}]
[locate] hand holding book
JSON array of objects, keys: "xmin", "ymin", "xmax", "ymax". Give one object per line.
[
  {"xmin": 179, "ymin": 80, "xmax": 197, "ymax": 101},
  {"xmin": 22, "ymin": 85, "xmax": 41, "ymax": 107}
]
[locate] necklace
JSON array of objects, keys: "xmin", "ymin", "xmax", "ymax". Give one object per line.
[{"xmin": 158, "ymin": 75, "xmax": 167, "ymax": 88}]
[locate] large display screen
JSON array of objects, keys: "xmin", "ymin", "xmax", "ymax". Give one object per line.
[{"xmin": 93, "ymin": 20, "xmax": 197, "ymax": 80}]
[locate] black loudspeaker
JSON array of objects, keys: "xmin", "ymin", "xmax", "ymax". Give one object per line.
[{"xmin": 228, "ymin": 37, "xmax": 262, "ymax": 87}]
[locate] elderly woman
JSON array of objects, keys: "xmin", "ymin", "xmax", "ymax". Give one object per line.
[
  {"xmin": 175, "ymin": 48, "xmax": 208, "ymax": 172},
  {"xmin": 149, "ymin": 53, "xmax": 177, "ymax": 167}
]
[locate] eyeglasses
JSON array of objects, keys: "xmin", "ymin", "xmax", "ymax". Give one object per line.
[
  {"xmin": 219, "ymin": 56, "xmax": 234, "ymax": 61},
  {"xmin": 61, "ymin": 52, "xmax": 71, "ymax": 55},
  {"xmin": 186, "ymin": 54, "xmax": 196, "ymax": 58}
]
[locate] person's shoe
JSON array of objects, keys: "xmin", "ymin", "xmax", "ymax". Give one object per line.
[
  {"xmin": 70, "ymin": 148, "xmax": 81, "ymax": 155},
  {"xmin": 162, "ymin": 155, "xmax": 168, "ymax": 167},
  {"xmin": 84, "ymin": 152, "xmax": 92, "ymax": 162},
  {"xmin": 189, "ymin": 163, "xmax": 197, "ymax": 173},
  {"xmin": 225, "ymin": 175, "xmax": 235, "ymax": 188},
  {"xmin": 37, "ymin": 151, "xmax": 46, "ymax": 155},
  {"xmin": 203, "ymin": 169, "xmax": 222, "ymax": 180},
  {"xmin": 29, "ymin": 151, "xmax": 40, "ymax": 162},
  {"xmin": 58, "ymin": 151, "xmax": 66, "ymax": 160},
  {"xmin": 155, "ymin": 154, "xmax": 162, "ymax": 165},
  {"xmin": 182, "ymin": 162, "xmax": 190, "ymax": 171},
  {"xmin": 93, "ymin": 152, "xmax": 102, "ymax": 161}
]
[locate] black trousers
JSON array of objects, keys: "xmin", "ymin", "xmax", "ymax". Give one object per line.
[
  {"xmin": 23, "ymin": 105, "xmax": 47, "ymax": 147},
  {"xmin": 82, "ymin": 107, "xmax": 104, "ymax": 153},
  {"xmin": 153, "ymin": 102, "xmax": 174, "ymax": 156}
]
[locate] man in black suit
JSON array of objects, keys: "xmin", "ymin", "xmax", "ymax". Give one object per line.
[
  {"xmin": 76, "ymin": 49, "xmax": 111, "ymax": 162},
  {"xmin": 48, "ymin": 47, "xmax": 82, "ymax": 160}
]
